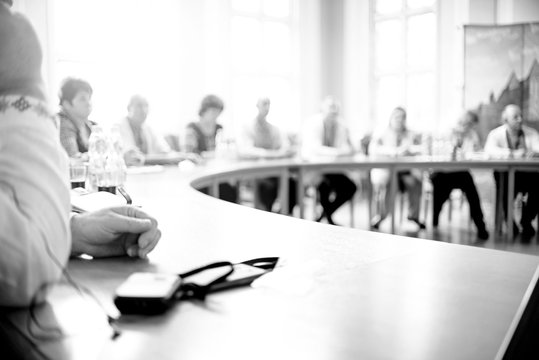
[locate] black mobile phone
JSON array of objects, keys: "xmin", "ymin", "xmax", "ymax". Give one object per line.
[
  {"xmin": 114, "ymin": 272, "xmax": 183, "ymax": 315},
  {"xmin": 209, "ymin": 263, "xmax": 268, "ymax": 292}
]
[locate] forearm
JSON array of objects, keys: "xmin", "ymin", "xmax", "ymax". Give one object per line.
[
  {"xmin": 369, "ymin": 142, "xmax": 396, "ymax": 156},
  {"xmin": 0, "ymin": 108, "xmax": 71, "ymax": 306}
]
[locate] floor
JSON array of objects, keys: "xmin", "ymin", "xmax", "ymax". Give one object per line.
[
  {"xmin": 243, "ymin": 169, "xmax": 539, "ymax": 257},
  {"xmin": 306, "ymin": 170, "xmax": 539, "ymax": 257}
]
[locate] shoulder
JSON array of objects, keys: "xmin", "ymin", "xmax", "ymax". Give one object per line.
[
  {"xmin": 523, "ymin": 125, "xmax": 539, "ymax": 136},
  {"xmin": 487, "ymin": 125, "xmax": 505, "ymax": 137}
]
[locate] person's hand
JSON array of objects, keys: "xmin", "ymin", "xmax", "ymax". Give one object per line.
[
  {"xmin": 70, "ymin": 206, "xmax": 161, "ymax": 259},
  {"xmin": 396, "ymin": 147, "xmax": 412, "ymax": 156},
  {"xmin": 185, "ymin": 152, "xmax": 203, "ymax": 164},
  {"xmin": 124, "ymin": 149, "xmax": 145, "ymax": 166}
]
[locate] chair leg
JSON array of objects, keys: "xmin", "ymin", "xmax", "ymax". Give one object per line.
[
  {"xmin": 349, "ymin": 192, "xmax": 355, "ymax": 228},
  {"xmin": 448, "ymin": 196, "xmax": 453, "ymax": 223},
  {"xmin": 399, "ymin": 192, "xmax": 405, "ymax": 224},
  {"xmin": 495, "ymin": 177, "xmax": 505, "ymax": 235}
]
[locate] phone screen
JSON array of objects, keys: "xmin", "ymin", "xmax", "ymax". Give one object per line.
[{"xmin": 115, "ymin": 273, "xmax": 182, "ymax": 298}]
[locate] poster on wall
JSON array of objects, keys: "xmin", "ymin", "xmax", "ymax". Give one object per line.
[{"xmin": 464, "ymin": 23, "xmax": 539, "ymax": 141}]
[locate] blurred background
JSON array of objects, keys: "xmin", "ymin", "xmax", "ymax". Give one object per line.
[{"xmin": 13, "ymin": 0, "xmax": 539, "ymax": 142}]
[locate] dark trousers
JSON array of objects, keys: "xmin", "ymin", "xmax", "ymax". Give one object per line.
[
  {"xmin": 255, "ymin": 177, "xmax": 297, "ymax": 214},
  {"xmin": 317, "ymin": 173, "xmax": 357, "ymax": 219},
  {"xmin": 430, "ymin": 171, "xmax": 486, "ymax": 231},
  {"xmin": 494, "ymin": 171, "xmax": 539, "ymax": 226},
  {"xmin": 200, "ymin": 183, "xmax": 239, "ymax": 203}
]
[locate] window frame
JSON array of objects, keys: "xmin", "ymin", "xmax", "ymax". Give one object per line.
[
  {"xmin": 227, "ymin": 0, "xmax": 300, "ymax": 133},
  {"xmin": 370, "ymin": 0, "xmax": 440, "ymax": 131}
]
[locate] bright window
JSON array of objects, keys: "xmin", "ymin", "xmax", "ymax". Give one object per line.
[
  {"xmin": 372, "ymin": 0, "xmax": 437, "ymax": 131},
  {"xmin": 52, "ymin": 0, "xmax": 184, "ymax": 132},
  {"xmin": 229, "ymin": 0, "xmax": 298, "ymax": 134},
  {"xmin": 51, "ymin": 0, "xmax": 298, "ymax": 135}
]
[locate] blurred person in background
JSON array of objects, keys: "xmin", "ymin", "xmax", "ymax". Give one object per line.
[
  {"xmin": 302, "ymin": 96, "xmax": 357, "ymax": 225},
  {"xmin": 238, "ymin": 97, "xmax": 297, "ymax": 214},
  {"xmin": 485, "ymin": 104, "xmax": 539, "ymax": 239},
  {"xmin": 58, "ymin": 77, "xmax": 95, "ymax": 159},
  {"xmin": 429, "ymin": 110, "xmax": 489, "ymax": 240},
  {"xmin": 117, "ymin": 94, "xmax": 171, "ymax": 166},
  {"xmin": 184, "ymin": 94, "xmax": 238, "ymax": 203},
  {"xmin": 369, "ymin": 107, "xmax": 425, "ymax": 230}
]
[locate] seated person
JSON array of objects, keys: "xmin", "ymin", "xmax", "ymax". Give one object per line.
[
  {"xmin": 485, "ymin": 104, "xmax": 539, "ymax": 239},
  {"xmin": 369, "ymin": 107, "xmax": 425, "ymax": 230},
  {"xmin": 58, "ymin": 77, "xmax": 96, "ymax": 159},
  {"xmin": 184, "ymin": 94, "xmax": 238, "ymax": 203},
  {"xmin": 302, "ymin": 96, "xmax": 357, "ymax": 225},
  {"xmin": 237, "ymin": 97, "xmax": 297, "ymax": 214},
  {"xmin": 117, "ymin": 94, "xmax": 172, "ymax": 166},
  {"xmin": 0, "ymin": 2, "xmax": 161, "ymax": 307},
  {"xmin": 430, "ymin": 111, "xmax": 489, "ymax": 240}
]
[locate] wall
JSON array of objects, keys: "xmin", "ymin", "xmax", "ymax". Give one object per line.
[
  {"xmin": 335, "ymin": 0, "xmax": 539, "ymax": 135},
  {"xmin": 15, "ymin": 0, "xmax": 324, "ymax": 136},
  {"xmin": 320, "ymin": 0, "xmax": 344, "ymax": 103}
]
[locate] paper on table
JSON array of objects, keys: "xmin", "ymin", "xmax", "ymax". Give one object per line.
[{"xmin": 71, "ymin": 190, "xmax": 127, "ymax": 213}]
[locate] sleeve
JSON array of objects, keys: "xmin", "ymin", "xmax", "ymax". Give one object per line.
[
  {"xmin": 59, "ymin": 117, "xmax": 81, "ymax": 157},
  {"xmin": 117, "ymin": 118, "xmax": 138, "ymax": 153},
  {"xmin": 408, "ymin": 132, "xmax": 424, "ymax": 155},
  {"xmin": 338, "ymin": 125, "xmax": 354, "ymax": 154},
  {"xmin": 183, "ymin": 125, "xmax": 200, "ymax": 154},
  {"xmin": 526, "ymin": 129, "xmax": 539, "ymax": 153},
  {"xmin": 0, "ymin": 111, "xmax": 71, "ymax": 307}
]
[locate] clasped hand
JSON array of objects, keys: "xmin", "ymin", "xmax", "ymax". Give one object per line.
[{"xmin": 70, "ymin": 206, "xmax": 161, "ymax": 259}]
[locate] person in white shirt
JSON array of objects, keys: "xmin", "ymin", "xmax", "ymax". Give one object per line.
[
  {"xmin": 302, "ymin": 96, "xmax": 357, "ymax": 225},
  {"xmin": 238, "ymin": 97, "xmax": 297, "ymax": 213},
  {"xmin": 369, "ymin": 107, "xmax": 425, "ymax": 230},
  {"xmin": 484, "ymin": 104, "xmax": 539, "ymax": 239},
  {"xmin": 0, "ymin": 2, "xmax": 161, "ymax": 307},
  {"xmin": 117, "ymin": 94, "xmax": 171, "ymax": 166},
  {"xmin": 429, "ymin": 111, "xmax": 489, "ymax": 240}
]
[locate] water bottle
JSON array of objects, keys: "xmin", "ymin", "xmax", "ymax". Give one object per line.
[
  {"xmin": 87, "ymin": 125, "xmax": 108, "ymax": 192},
  {"xmin": 88, "ymin": 125, "xmax": 127, "ymax": 194},
  {"xmin": 110, "ymin": 125, "xmax": 127, "ymax": 188}
]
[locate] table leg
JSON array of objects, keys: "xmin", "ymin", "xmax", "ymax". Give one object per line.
[
  {"xmin": 367, "ymin": 171, "xmax": 373, "ymax": 228},
  {"xmin": 253, "ymin": 179, "xmax": 261, "ymax": 209},
  {"xmin": 211, "ymin": 181, "xmax": 219, "ymax": 198},
  {"xmin": 507, "ymin": 168, "xmax": 515, "ymax": 240},
  {"xmin": 279, "ymin": 169, "xmax": 289, "ymax": 215},
  {"xmin": 298, "ymin": 169, "xmax": 305, "ymax": 219},
  {"xmin": 390, "ymin": 167, "xmax": 398, "ymax": 234}
]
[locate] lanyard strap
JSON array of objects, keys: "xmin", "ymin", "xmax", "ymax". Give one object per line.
[{"xmin": 178, "ymin": 257, "xmax": 279, "ymax": 300}]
